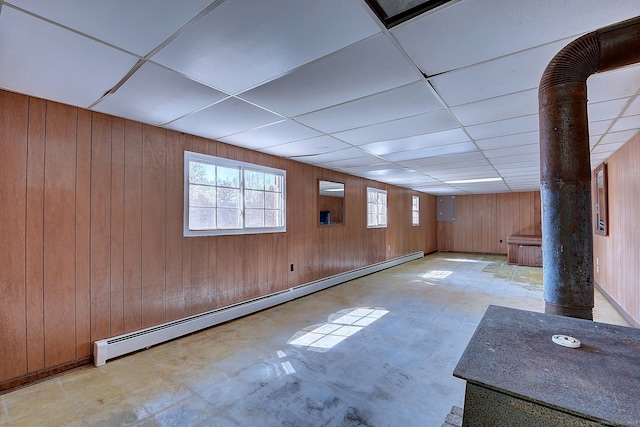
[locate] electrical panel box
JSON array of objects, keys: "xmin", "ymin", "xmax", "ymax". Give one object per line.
[{"xmin": 437, "ymin": 195, "xmax": 456, "ymax": 222}]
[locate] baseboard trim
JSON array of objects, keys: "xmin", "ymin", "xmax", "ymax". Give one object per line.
[
  {"xmin": 0, "ymin": 357, "xmax": 92, "ymax": 395},
  {"xmin": 595, "ymin": 281, "xmax": 639, "ymax": 328}
]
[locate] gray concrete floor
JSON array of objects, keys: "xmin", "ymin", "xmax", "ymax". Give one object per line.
[{"xmin": 0, "ymin": 252, "xmax": 629, "ymax": 427}]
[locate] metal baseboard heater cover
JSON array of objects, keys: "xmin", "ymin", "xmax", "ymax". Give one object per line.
[{"xmin": 94, "ymin": 251, "xmax": 423, "ymax": 366}]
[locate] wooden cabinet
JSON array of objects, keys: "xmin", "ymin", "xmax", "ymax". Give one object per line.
[{"xmin": 507, "ymin": 235, "xmax": 542, "ymax": 267}]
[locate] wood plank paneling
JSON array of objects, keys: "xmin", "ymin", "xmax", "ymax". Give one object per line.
[
  {"xmin": 25, "ymin": 97, "xmax": 46, "ymax": 372},
  {"xmin": 593, "ymin": 132, "xmax": 640, "ymax": 325},
  {"xmin": 141, "ymin": 125, "xmax": 166, "ymax": 328},
  {"xmin": 437, "ymin": 192, "xmax": 541, "ymax": 254},
  {"xmin": 0, "ymin": 91, "xmax": 28, "ymax": 383},
  {"xmin": 90, "ymin": 113, "xmax": 112, "ymax": 342},
  {"xmin": 123, "ymin": 121, "xmax": 143, "ymax": 333},
  {"xmin": 75, "ymin": 109, "xmax": 92, "ymax": 358},
  {"xmin": 110, "ymin": 118, "xmax": 125, "ymax": 337},
  {"xmin": 43, "ymin": 102, "xmax": 77, "ymax": 367},
  {"xmin": 165, "ymin": 131, "xmax": 185, "ymax": 321},
  {"xmin": 1, "ymin": 89, "xmax": 441, "ymax": 387}
]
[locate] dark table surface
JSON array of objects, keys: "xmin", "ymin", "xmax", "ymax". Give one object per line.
[{"xmin": 454, "ymin": 305, "xmax": 640, "ymax": 426}]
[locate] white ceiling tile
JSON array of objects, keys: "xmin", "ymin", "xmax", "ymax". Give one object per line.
[
  {"xmin": 263, "ymin": 136, "xmax": 352, "ymax": 159},
  {"xmin": 609, "ymin": 114, "xmax": 640, "ymax": 133},
  {"xmin": 451, "ymin": 90, "xmax": 539, "ymax": 127},
  {"xmin": 475, "ymin": 132, "xmax": 539, "ymax": 150},
  {"xmin": 301, "ymin": 147, "xmax": 370, "ymax": 164},
  {"xmin": 415, "ymin": 186, "xmax": 464, "ymax": 195},
  {"xmin": 164, "ymin": 97, "xmax": 283, "ymax": 140},
  {"xmin": 590, "ymin": 135, "xmax": 603, "ymax": 147},
  {"xmin": 238, "ymin": 34, "xmax": 421, "ymax": 116},
  {"xmin": 484, "ymin": 144, "xmax": 539, "ymax": 159},
  {"xmin": 596, "ymin": 129, "xmax": 638, "ymax": 145},
  {"xmin": 588, "ymin": 64, "xmax": 640, "ymax": 103},
  {"xmin": 426, "ymin": 163, "xmax": 494, "ymax": 174},
  {"xmin": 392, "ymin": 0, "xmax": 640, "ymax": 75},
  {"xmin": 0, "ymin": 7, "xmax": 138, "ymax": 108},
  {"xmin": 497, "ymin": 165, "xmax": 540, "ymax": 174},
  {"xmin": 590, "ymin": 153, "xmax": 609, "ymax": 165},
  {"xmin": 338, "ymin": 162, "xmax": 403, "ymax": 175},
  {"xmin": 591, "ymin": 141, "xmax": 627, "ymax": 154},
  {"xmin": 359, "ymin": 128, "xmax": 470, "ymax": 156},
  {"xmin": 315, "ymin": 155, "xmax": 385, "ymax": 169},
  {"xmin": 333, "ymin": 109, "xmax": 460, "ymax": 145},
  {"xmin": 7, "ymin": 0, "xmax": 213, "ymax": 56},
  {"xmin": 220, "ymin": 120, "xmax": 321, "ymax": 150},
  {"xmin": 432, "ymin": 41, "xmax": 566, "ymax": 106},
  {"xmin": 495, "ymin": 164, "xmax": 540, "ymax": 174},
  {"xmin": 623, "ymin": 95, "xmax": 640, "ymax": 116},
  {"xmin": 490, "ymin": 154, "xmax": 539, "ymax": 165},
  {"xmin": 382, "ymin": 142, "xmax": 478, "ymax": 162},
  {"xmin": 294, "ymin": 81, "xmax": 443, "ymax": 133},
  {"xmin": 400, "ymin": 152, "xmax": 487, "ymax": 168},
  {"xmin": 466, "ymin": 114, "xmax": 539, "ymax": 140},
  {"xmin": 359, "ymin": 167, "xmax": 413, "ymax": 178},
  {"xmin": 430, "ymin": 170, "xmax": 498, "ymax": 181},
  {"xmin": 92, "ymin": 63, "xmax": 227, "ymax": 125},
  {"xmin": 588, "ymin": 98, "xmax": 630, "ymax": 122},
  {"xmin": 151, "ymin": 0, "xmax": 380, "ymax": 94},
  {"xmin": 589, "ymin": 120, "xmax": 613, "ymax": 135}
]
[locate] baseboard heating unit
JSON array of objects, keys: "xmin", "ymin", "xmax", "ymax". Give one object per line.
[{"xmin": 94, "ymin": 251, "xmax": 423, "ymax": 366}]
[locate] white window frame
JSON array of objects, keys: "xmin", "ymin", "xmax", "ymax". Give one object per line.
[
  {"xmin": 184, "ymin": 151, "xmax": 286, "ymax": 237},
  {"xmin": 367, "ymin": 187, "xmax": 387, "ymax": 228},
  {"xmin": 412, "ymin": 195, "xmax": 420, "ymax": 226}
]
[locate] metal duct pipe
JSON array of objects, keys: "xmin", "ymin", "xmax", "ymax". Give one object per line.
[{"xmin": 539, "ymin": 16, "xmax": 640, "ymax": 320}]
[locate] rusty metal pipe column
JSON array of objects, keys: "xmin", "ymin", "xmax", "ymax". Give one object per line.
[{"xmin": 539, "ymin": 17, "xmax": 640, "ymax": 320}]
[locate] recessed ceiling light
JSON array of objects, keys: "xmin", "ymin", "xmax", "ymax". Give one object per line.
[{"xmin": 445, "ymin": 177, "xmax": 503, "ymax": 184}]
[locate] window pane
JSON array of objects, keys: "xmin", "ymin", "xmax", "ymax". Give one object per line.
[
  {"xmin": 189, "ymin": 161, "xmax": 215, "ymax": 185},
  {"xmin": 368, "ymin": 191, "xmax": 377, "ymax": 203},
  {"xmin": 217, "ymin": 166, "xmax": 240, "ymax": 188},
  {"xmin": 189, "ymin": 207, "xmax": 215, "ymax": 230},
  {"xmin": 245, "ymin": 209, "xmax": 265, "ymax": 228},
  {"xmin": 264, "ymin": 192, "xmax": 280, "ymax": 209},
  {"xmin": 217, "ymin": 208, "xmax": 241, "ymax": 229},
  {"xmin": 245, "ymin": 189, "xmax": 265, "ymax": 208},
  {"xmin": 265, "ymin": 173, "xmax": 282, "ymax": 192},
  {"xmin": 265, "ymin": 210, "xmax": 282, "ymax": 227},
  {"xmin": 217, "ymin": 187, "xmax": 240, "ymax": 208},
  {"xmin": 185, "ymin": 151, "xmax": 286, "ymax": 236},
  {"xmin": 245, "ymin": 170, "xmax": 265, "ymax": 190},
  {"xmin": 189, "ymin": 184, "xmax": 216, "ymax": 208}
]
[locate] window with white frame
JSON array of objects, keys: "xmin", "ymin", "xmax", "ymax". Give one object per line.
[
  {"xmin": 412, "ymin": 195, "xmax": 419, "ymax": 226},
  {"xmin": 367, "ymin": 187, "xmax": 387, "ymax": 228},
  {"xmin": 184, "ymin": 151, "xmax": 286, "ymax": 236}
]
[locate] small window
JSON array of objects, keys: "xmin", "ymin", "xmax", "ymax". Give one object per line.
[
  {"xmin": 184, "ymin": 151, "xmax": 286, "ymax": 236},
  {"xmin": 412, "ymin": 195, "xmax": 419, "ymax": 226},
  {"xmin": 367, "ymin": 187, "xmax": 387, "ymax": 228}
]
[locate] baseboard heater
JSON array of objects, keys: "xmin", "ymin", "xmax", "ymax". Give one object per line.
[{"xmin": 94, "ymin": 251, "xmax": 423, "ymax": 366}]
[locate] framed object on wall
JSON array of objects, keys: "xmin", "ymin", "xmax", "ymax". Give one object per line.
[{"xmin": 594, "ymin": 163, "xmax": 608, "ymax": 236}]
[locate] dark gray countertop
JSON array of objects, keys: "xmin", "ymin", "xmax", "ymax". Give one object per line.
[{"xmin": 453, "ymin": 305, "xmax": 640, "ymax": 426}]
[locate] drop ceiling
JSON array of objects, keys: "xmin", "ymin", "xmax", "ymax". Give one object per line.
[{"xmin": 0, "ymin": 0, "xmax": 639, "ymax": 195}]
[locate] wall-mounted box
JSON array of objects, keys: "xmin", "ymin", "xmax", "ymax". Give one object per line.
[{"xmin": 437, "ymin": 195, "xmax": 456, "ymax": 222}]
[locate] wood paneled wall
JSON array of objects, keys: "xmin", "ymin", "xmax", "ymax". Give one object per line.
[
  {"xmin": 437, "ymin": 192, "xmax": 541, "ymax": 254},
  {"xmin": 0, "ymin": 90, "xmax": 437, "ymax": 387},
  {"xmin": 593, "ymin": 133, "xmax": 640, "ymax": 325}
]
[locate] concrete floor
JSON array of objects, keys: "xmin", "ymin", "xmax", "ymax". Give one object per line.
[{"xmin": 0, "ymin": 252, "xmax": 629, "ymax": 427}]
